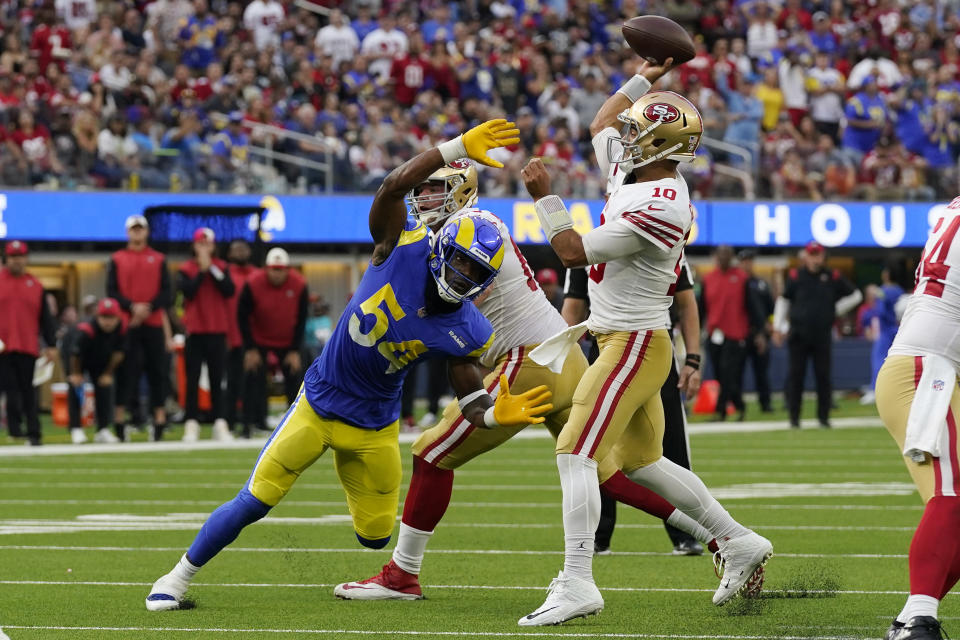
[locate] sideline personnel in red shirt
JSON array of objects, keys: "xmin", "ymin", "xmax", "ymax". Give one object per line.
[
  {"xmin": 0, "ymin": 241, "xmax": 57, "ymax": 446},
  {"xmin": 107, "ymin": 214, "xmax": 171, "ymax": 441},
  {"xmin": 177, "ymin": 227, "xmax": 235, "ymax": 443},
  {"xmin": 700, "ymin": 244, "xmax": 752, "ymax": 421},
  {"xmin": 237, "ymin": 247, "xmax": 307, "ymax": 437},
  {"xmin": 224, "ymin": 239, "xmax": 257, "ymax": 436}
]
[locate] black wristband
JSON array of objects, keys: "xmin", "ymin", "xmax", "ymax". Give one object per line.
[{"xmin": 684, "ymin": 354, "xmax": 701, "ymax": 370}]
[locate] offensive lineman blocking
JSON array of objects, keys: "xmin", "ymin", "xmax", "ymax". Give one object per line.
[
  {"xmin": 875, "ymin": 196, "xmax": 960, "ymax": 640},
  {"xmin": 518, "ymin": 65, "xmax": 773, "ymax": 625}
]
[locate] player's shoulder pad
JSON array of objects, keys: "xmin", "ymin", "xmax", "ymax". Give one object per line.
[{"xmin": 396, "ymin": 216, "xmax": 428, "ymax": 248}]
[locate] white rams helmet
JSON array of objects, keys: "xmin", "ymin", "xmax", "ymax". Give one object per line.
[
  {"xmin": 407, "ymin": 159, "xmax": 479, "ymax": 226},
  {"xmin": 608, "ymin": 91, "xmax": 703, "ymax": 172}
]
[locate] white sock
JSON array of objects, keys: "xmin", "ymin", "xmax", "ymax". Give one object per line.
[
  {"xmin": 666, "ymin": 509, "xmax": 713, "ymax": 545},
  {"xmin": 557, "ymin": 453, "xmax": 600, "ymax": 582},
  {"xmin": 896, "ymin": 594, "xmax": 939, "ymax": 623},
  {"xmin": 627, "ymin": 457, "xmax": 748, "ymax": 542},
  {"xmin": 171, "ymin": 554, "xmax": 200, "ymax": 585},
  {"xmin": 392, "ymin": 522, "xmax": 433, "ymax": 575}
]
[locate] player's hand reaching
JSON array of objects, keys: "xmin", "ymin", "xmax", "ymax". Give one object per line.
[
  {"xmin": 462, "ymin": 119, "xmax": 520, "ymax": 168},
  {"xmin": 493, "ymin": 374, "xmax": 553, "ymax": 426},
  {"xmin": 637, "ymin": 56, "xmax": 674, "ymax": 84}
]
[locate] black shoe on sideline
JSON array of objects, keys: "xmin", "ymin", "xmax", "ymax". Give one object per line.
[
  {"xmin": 789, "ymin": 419, "xmax": 800, "ymax": 429},
  {"xmin": 819, "ymin": 420, "xmax": 832, "ymax": 429}
]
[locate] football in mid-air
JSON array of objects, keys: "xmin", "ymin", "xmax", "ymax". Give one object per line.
[{"xmin": 622, "ymin": 16, "xmax": 696, "ymax": 66}]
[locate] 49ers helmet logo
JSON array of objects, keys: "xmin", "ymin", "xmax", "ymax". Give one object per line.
[{"xmin": 642, "ymin": 103, "xmax": 680, "ymax": 123}]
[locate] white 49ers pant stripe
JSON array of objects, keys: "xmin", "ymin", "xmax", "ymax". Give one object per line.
[
  {"xmin": 915, "ymin": 356, "xmax": 960, "ymax": 497},
  {"xmin": 421, "ymin": 346, "xmax": 525, "ymax": 465},
  {"xmin": 573, "ymin": 330, "xmax": 651, "ymax": 459}
]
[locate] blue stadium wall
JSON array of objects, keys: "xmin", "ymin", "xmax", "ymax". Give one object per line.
[{"xmin": 0, "ymin": 190, "xmax": 949, "ymax": 248}]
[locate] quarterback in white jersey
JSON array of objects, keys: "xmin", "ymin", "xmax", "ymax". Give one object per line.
[
  {"xmin": 336, "ymin": 154, "xmax": 716, "ymax": 602},
  {"xmin": 875, "ymin": 196, "xmax": 960, "ymax": 640},
  {"xmin": 518, "ymin": 59, "xmax": 772, "ymax": 626}
]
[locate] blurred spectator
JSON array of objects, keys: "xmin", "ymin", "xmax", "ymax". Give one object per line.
[
  {"xmin": 806, "ymin": 51, "xmax": 845, "ymax": 142},
  {"xmin": 178, "ymin": 0, "xmax": 225, "ymax": 71},
  {"xmin": 362, "ymin": 15, "xmax": 408, "ymax": 81},
  {"xmin": 719, "ymin": 72, "xmax": 763, "ymax": 164},
  {"xmin": 225, "ymin": 239, "xmax": 256, "ymax": 436},
  {"xmin": 243, "ymin": 0, "xmax": 285, "ymax": 51},
  {"xmin": 237, "ymin": 248, "xmax": 307, "ymax": 437},
  {"xmin": 841, "ymin": 76, "xmax": 887, "ymax": 165},
  {"xmin": 8, "ymin": 109, "xmax": 64, "ymax": 185},
  {"xmin": 390, "ymin": 34, "xmax": 433, "ymax": 108},
  {"xmin": 95, "ymin": 113, "xmax": 137, "ymax": 188},
  {"xmin": 177, "ymin": 227, "xmax": 235, "ymax": 443},
  {"xmin": 755, "ymin": 67, "xmax": 784, "ymax": 132},
  {"xmin": 922, "ymin": 103, "xmax": 960, "ymax": 197},
  {"xmin": 208, "ymin": 111, "xmax": 250, "ymax": 190},
  {"xmin": 315, "ymin": 9, "xmax": 359, "ymax": 70},
  {"xmin": 779, "ymin": 49, "xmax": 808, "ymax": 126},
  {"xmin": 859, "ymin": 265, "xmax": 903, "ymax": 405},
  {"xmin": 738, "ymin": 250, "xmax": 774, "ymax": 413},
  {"xmin": 303, "ymin": 295, "xmax": 332, "ymax": 363},
  {"xmin": 56, "ymin": 0, "xmax": 96, "ymax": 33}
]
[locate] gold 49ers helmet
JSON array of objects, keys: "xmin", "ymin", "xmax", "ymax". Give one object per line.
[
  {"xmin": 607, "ymin": 91, "xmax": 703, "ymax": 172},
  {"xmin": 406, "ymin": 159, "xmax": 479, "ymax": 226}
]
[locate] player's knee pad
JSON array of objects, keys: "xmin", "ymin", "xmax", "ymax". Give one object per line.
[{"xmin": 355, "ymin": 532, "xmax": 391, "ymax": 549}]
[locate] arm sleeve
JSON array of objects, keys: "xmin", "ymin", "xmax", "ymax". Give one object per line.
[
  {"xmin": 582, "ymin": 219, "xmax": 648, "ymax": 264},
  {"xmin": 237, "ymin": 283, "xmax": 254, "ymax": 349},
  {"xmin": 151, "ymin": 260, "xmax": 171, "ymax": 309},
  {"xmin": 290, "ymin": 286, "xmax": 308, "ymax": 351},
  {"xmin": 675, "ymin": 256, "xmax": 694, "ymax": 293},
  {"xmin": 39, "ymin": 290, "xmax": 56, "ymax": 347},
  {"xmin": 177, "ymin": 269, "xmax": 204, "ymax": 300},
  {"xmin": 591, "ymin": 127, "xmax": 619, "ymax": 177},
  {"xmin": 563, "ymin": 267, "xmax": 589, "ymax": 300},
  {"xmin": 106, "ymin": 258, "xmax": 133, "ymax": 310}
]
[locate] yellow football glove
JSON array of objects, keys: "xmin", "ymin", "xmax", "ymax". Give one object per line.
[
  {"xmin": 462, "ymin": 119, "xmax": 520, "ymax": 168},
  {"xmin": 493, "ymin": 374, "xmax": 553, "ymax": 425}
]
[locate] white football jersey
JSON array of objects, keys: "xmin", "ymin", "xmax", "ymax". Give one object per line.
[
  {"xmin": 584, "ymin": 176, "xmax": 693, "ymax": 334},
  {"xmin": 449, "ymin": 208, "xmax": 569, "ymax": 368},
  {"xmin": 243, "ymin": 0, "xmax": 285, "ymax": 50},
  {"xmin": 55, "ymin": 0, "xmax": 96, "ymax": 31},
  {"xmin": 889, "ymin": 197, "xmax": 960, "ymax": 370}
]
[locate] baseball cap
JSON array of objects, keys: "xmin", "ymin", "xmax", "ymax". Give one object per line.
[
  {"xmin": 228, "ymin": 110, "xmax": 244, "ymax": 123},
  {"xmin": 737, "ymin": 249, "xmax": 756, "ymax": 261},
  {"xmin": 535, "ymin": 268, "xmax": 558, "ymax": 286},
  {"xmin": 5, "ymin": 240, "xmax": 27, "ymax": 256},
  {"xmin": 97, "ymin": 297, "xmax": 121, "ymax": 317},
  {"xmin": 805, "ymin": 241, "xmax": 825, "ymax": 255},
  {"xmin": 125, "ymin": 214, "xmax": 148, "ymax": 230},
  {"xmin": 265, "ymin": 247, "xmax": 290, "ymax": 268},
  {"xmin": 193, "ymin": 227, "xmax": 215, "ymax": 243}
]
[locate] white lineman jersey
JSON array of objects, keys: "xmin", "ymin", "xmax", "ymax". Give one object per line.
[
  {"xmin": 449, "ymin": 208, "xmax": 569, "ymax": 368},
  {"xmin": 585, "ymin": 176, "xmax": 693, "ymax": 334},
  {"xmin": 889, "ymin": 196, "xmax": 960, "ymax": 371}
]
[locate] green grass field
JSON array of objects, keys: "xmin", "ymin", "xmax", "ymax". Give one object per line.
[{"xmin": 0, "ymin": 416, "xmax": 945, "ymax": 640}]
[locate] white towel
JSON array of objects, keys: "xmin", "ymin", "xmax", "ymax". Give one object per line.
[
  {"xmin": 903, "ymin": 354, "xmax": 957, "ymax": 463},
  {"xmin": 529, "ymin": 321, "xmax": 589, "ymax": 374}
]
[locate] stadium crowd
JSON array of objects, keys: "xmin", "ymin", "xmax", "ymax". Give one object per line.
[{"xmin": 0, "ymin": 0, "xmax": 958, "ymax": 198}]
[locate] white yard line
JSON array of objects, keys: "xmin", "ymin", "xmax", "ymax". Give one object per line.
[
  {"xmin": 0, "ymin": 544, "xmax": 909, "ymax": 559},
  {"xmin": 0, "ymin": 579, "xmax": 931, "ymax": 597},
  {"xmin": 0, "ymin": 626, "xmax": 876, "ymax": 640},
  {"xmin": 0, "ymin": 418, "xmax": 883, "ymax": 458}
]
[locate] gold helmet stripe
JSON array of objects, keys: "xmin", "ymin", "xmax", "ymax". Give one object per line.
[{"xmin": 489, "ymin": 242, "xmax": 505, "ymax": 271}]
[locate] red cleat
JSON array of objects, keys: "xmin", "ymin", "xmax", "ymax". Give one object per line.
[{"xmin": 334, "ymin": 560, "xmax": 423, "ymax": 600}]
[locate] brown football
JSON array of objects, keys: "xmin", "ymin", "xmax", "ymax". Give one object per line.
[{"xmin": 622, "ymin": 16, "xmax": 696, "ymax": 66}]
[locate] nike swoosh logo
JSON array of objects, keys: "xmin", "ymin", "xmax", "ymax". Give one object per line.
[
  {"xmin": 525, "ymin": 606, "xmax": 560, "ymax": 620},
  {"xmin": 647, "ymin": 205, "xmax": 665, "ymax": 212}
]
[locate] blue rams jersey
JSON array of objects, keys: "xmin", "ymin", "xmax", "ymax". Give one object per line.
[{"xmin": 304, "ymin": 218, "xmax": 494, "ymax": 429}]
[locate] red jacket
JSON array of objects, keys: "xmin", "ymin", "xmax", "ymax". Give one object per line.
[
  {"xmin": 178, "ymin": 258, "xmax": 235, "ymax": 335},
  {"xmin": 226, "ymin": 264, "xmax": 256, "ymax": 348},
  {"xmin": 238, "ymin": 268, "xmax": 308, "ymax": 349},
  {"xmin": 108, "ymin": 247, "xmax": 170, "ymax": 328},
  {"xmin": 702, "ymin": 266, "xmax": 751, "ymax": 341},
  {"xmin": 0, "ymin": 268, "xmax": 54, "ymax": 356}
]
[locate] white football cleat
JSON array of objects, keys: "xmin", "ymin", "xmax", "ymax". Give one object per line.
[
  {"xmin": 93, "ymin": 428, "xmax": 120, "ymax": 444},
  {"xmin": 145, "ymin": 572, "xmax": 189, "ymax": 611},
  {"xmin": 70, "ymin": 428, "xmax": 88, "ymax": 444},
  {"xmin": 182, "ymin": 419, "xmax": 200, "ymax": 443},
  {"xmin": 518, "ymin": 571, "xmax": 603, "ymax": 626},
  {"xmin": 712, "ymin": 531, "xmax": 773, "ymax": 605},
  {"xmin": 212, "ymin": 419, "xmax": 234, "ymax": 442}
]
